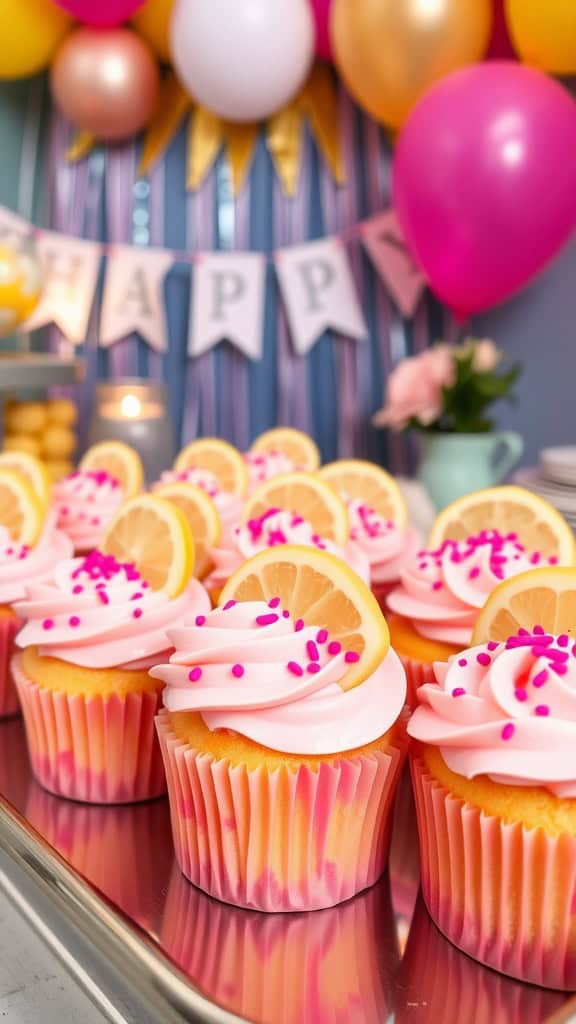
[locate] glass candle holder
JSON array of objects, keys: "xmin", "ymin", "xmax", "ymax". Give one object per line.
[{"xmin": 87, "ymin": 379, "xmax": 175, "ymax": 484}]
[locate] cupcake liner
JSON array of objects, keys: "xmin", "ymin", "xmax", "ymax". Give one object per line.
[
  {"xmin": 396, "ymin": 895, "xmax": 566, "ymax": 1024},
  {"xmin": 13, "ymin": 654, "xmax": 166, "ymax": 805},
  {"xmin": 0, "ymin": 613, "xmax": 22, "ymax": 720},
  {"xmin": 398, "ymin": 654, "xmax": 434, "ymax": 708},
  {"xmin": 0, "ymin": 718, "xmax": 32, "ymax": 809},
  {"xmin": 161, "ymin": 866, "xmax": 398, "ymax": 1024},
  {"xmin": 371, "ymin": 581, "xmax": 397, "ymax": 613},
  {"xmin": 411, "ymin": 754, "xmax": 576, "ymax": 990},
  {"xmin": 156, "ymin": 710, "xmax": 408, "ymax": 913}
]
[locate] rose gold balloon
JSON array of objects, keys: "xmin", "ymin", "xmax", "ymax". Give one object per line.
[{"xmin": 50, "ymin": 27, "xmax": 159, "ymax": 141}]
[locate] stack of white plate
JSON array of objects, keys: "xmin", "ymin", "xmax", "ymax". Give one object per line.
[{"xmin": 514, "ymin": 446, "xmax": 576, "ymax": 530}]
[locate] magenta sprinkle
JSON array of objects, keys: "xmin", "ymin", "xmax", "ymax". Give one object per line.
[
  {"xmin": 307, "ymin": 663, "xmax": 321, "ymax": 674},
  {"xmin": 282, "ymin": 610, "xmax": 290, "ymax": 618},
  {"xmin": 458, "ymin": 658, "xmax": 467, "ymax": 667},
  {"xmin": 133, "ymin": 608, "xmax": 143, "ymax": 619},
  {"xmin": 223, "ymin": 599, "xmax": 236, "ymax": 610},
  {"xmin": 476, "ymin": 652, "xmax": 491, "ymax": 667},
  {"xmin": 268, "ymin": 597, "xmax": 281, "ymax": 609},
  {"xmin": 501, "ymin": 723, "xmax": 515, "ymax": 741},
  {"xmin": 532, "ymin": 669, "xmax": 549, "ymax": 688},
  {"xmin": 487, "ymin": 641, "xmax": 499, "ymax": 651},
  {"xmin": 549, "ymin": 556, "xmax": 559, "ymax": 565},
  {"xmin": 72, "ymin": 585, "xmax": 83, "ymax": 595},
  {"xmin": 195, "ymin": 614, "xmax": 206, "ymax": 627},
  {"xmin": 97, "ymin": 591, "xmax": 109, "ymax": 605},
  {"xmin": 306, "ymin": 640, "xmax": 320, "ymax": 662},
  {"xmin": 188, "ymin": 667, "xmax": 202, "ymax": 682},
  {"xmin": 552, "ymin": 663, "xmax": 568, "ymax": 676},
  {"xmin": 131, "ymin": 592, "xmax": 143, "ymax": 601},
  {"xmin": 533, "ymin": 625, "xmax": 544, "ymax": 635},
  {"xmin": 432, "ymin": 581, "xmax": 443, "ymax": 591},
  {"xmin": 294, "ymin": 618, "xmax": 304, "ymax": 632},
  {"xmin": 327, "ymin": 641, "xmax": 341, "ymax": 655},
  {"xmin": 256, "ymin": 613, "xmax": 279, "ymax": 627},
  {"xmin": 514, "ymin": 688, "xmax": 527, "ymax": 702},
  {"xmin": 316, "ymin": 628, "xmax": 328, "ymax": 644},
  {"xmin": 232, "ymin": 664, "xmax": 245, "ymax": 678},
  {"xmin": 452, "ymin": 687, "xmax": 466, "ymax": 697},
  {"xmin": 287, "ymin": 661, "xmax": 303, "ymax": 677},
  {"xmin": 69, "ymin": 616, "xmax": 80, "ymax": 627},
  {"xmin": 42, "ymin": 618, "xmax": 54, "ymax": 630},
  {"xmin": 91, "ymin": 518, "xmax": 100, "ymax": 526},
  {"xmin": 558, "ymin": 634, "xmax": 569, "ymax": 647},
  {"xmin": 518, "ymin": 628, "xmax": 530, "ymax": 636},
  {"xmin": 344, "ymin": 651, "xmax": 360, "ymax": 664},
  {"xmin": 535, "ymin": 705, "xmax": 550, "ymax": 716},
  {"xmin": 469, "ymin": 567, "xmax": 480, "ymax": 580}
]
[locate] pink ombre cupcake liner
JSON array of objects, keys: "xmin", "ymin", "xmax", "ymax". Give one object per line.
[
  {"xmin": 0, "ymin": 613, "xmax": 22, "ymax": 719},
  {"xmin": 411, "ymin": 754, "xmax": 576, "ymax": 990},
  {"xmin": 13, "ymin": 654, "xmax": 166, "ymax": 805},
  {"xmin": 398, "ymin": 655, "xmax": 435, "ymax": 708},
  {"xmin": 157, "ymin": 709, "xmax": 408, "ymax": 913}
]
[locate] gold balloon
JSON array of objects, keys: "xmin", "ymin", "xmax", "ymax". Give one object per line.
[
  {"xmin": 132, "ymin": 0, "xmax": 174, "ymax": 63},
  {"xmin": 332, "ymin": 0, "xmax": 492, "ymax": 129},
  {"xmin": 0, "ymin": 0, "xmax": 71, "ymax": 80},
  {"xmin": 506, "ymin": 0, "xmax": 576, "ymax": 74},
  {"xmin": 0, "ymin": 241, "xmax": 43, "ymax": 337},
  {"xmin": 50, "ymin": 27, "xmax": 160, "ymax": 142}
]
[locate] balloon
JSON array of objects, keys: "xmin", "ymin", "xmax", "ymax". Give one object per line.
[
  {"xmin": 50, "ymin": 28, "xmax": 160, "ymax": 142},
  {"xmin": 506, "ymin": 0, "xmax": 576, "ymax": 74},
  {"xmin": 393, "ymin": 63, "xmax": 576, "ymax": 318},
  {"xmin": 132, "ymin": 0, "xmax": 174, "ymax": 63},
  {"xmin": 171, "ymin": 0, "xmax": 314, "ymax": 123},
  {"xmin": 331, "ymin": 0, "xmax": 492, "ymax": 129},
  {"xmin": 485, "ymin": 0, "xmax": 516, "ymax": 59},
  {"xmin": 0, "ymin": 0, "xmax": 71, "ymax": 80},
  {"xmin": 0, "ymin": 239, "xmax": 43, "ymax": 337},
  {"xmin": 53, "ymin": 0, "xmax": 146, "ymax": 28},
  {"xmin": 310, "ymin": 0, "xmax": 333, "ymax": 62}
]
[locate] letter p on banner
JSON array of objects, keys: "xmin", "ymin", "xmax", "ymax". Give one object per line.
[{"xmin": 189, "ymin": 252, "xmax": 265, "ymax": 360}]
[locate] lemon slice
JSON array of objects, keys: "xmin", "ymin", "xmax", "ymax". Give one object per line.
[
  {"xmin": 242, "ymin": 472, "xmax": 350, "ymax": 546},
  {"xmin": 472, "ymin": 566, "xmax": 576, "ymax": 645},
  {"xmin": 79, "ymin": 441, "xmax": 144, "ymax": 498},
  {"xmin": 154, "ymin": 481, "xmax": 221, "ymax": 581},
  {"xmin": 428, "ymin": 485, "xmax": 575, "ymax": 564},
  {"xmin": 318, "ymin": 458, "xmax": 407, "ymax": 528},
  {"xmin": 0, "ymin": 451, "xmax": 51, "ymax": 507},
  {"xmin": 250, "ymin": 426, "xmax": 320, "ymax": 472},
  {"xmin": 102, "ymin": 494, "xmax": 194, "ymax": 596},
  {"xmin": 219, "ymin": 546, "xmax": 389, "ymax": 691},
  {"xmin": 174, "ymin": 438, "xmax": 248, "ymax": 497},
  {"xmin": 0, "ymin": 468, "xmax": 45, "ymax": 546}
]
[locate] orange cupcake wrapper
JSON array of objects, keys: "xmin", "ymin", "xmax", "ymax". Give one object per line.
[
  {"xmin": 12, "ymin": 654, "xmax": 166, "ymax": 805},
  {"xmin": 156, "ymin": 710, "xmax": 408, "ymax": 913},
  {"xmin": 0, "ymin": 614, "xmax": 22, "ymax": 720},
  {"xmin": 411, "ymin": 755, "xmax": 576, "ymax": 990}
]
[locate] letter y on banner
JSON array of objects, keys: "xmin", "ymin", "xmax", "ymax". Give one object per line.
[
  {"xmin": 275, "ymin": 237, "xmax": 367, "ymax": 355},
  {"xmin": 189, "ymin": 252, "xmax": 265, "ymax": 360},
  {"xmin": 100, "ymin": 246, "xmax": 173, "ymax": 352},
  {"xmin": 361, "ymin": 210, "xmax": 426, "ymax": 318}
]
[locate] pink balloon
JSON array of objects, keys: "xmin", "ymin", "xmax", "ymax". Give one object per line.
[
  {"xmin": 53, "ymin": 0, "xmax": 145, "ymax": 28},
  {"xmin": 309, "ymin": 0, "xmax": 333, "ymax": 61},
  {"xmin": 393, "ymin": 63, "xmax": 576, "ymax": 318}
]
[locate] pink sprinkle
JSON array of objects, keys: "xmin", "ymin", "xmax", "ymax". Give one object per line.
[
  {"xmin": 458, "ymin": 658, "xmax": 467, "ymax": 667},
  {"xmin": 232, "ymin": 664, "xmax": 244, "ymax": 678},
  {"xmin": 535, "ymin": 705, "xmax": 550, "ymax": 716},
  {"xmin": 530, "ymin": 552, "xmax": 541, "ymax": 565},
  {"xmin": 532, "ymin": 669, "xmax": 549, "ymax": 688},
  {"xmin": 344, "ymin": 651, "xmax": 360, "ymax": 664},
  {"xmin": 518, "ymin": 628, "xmax": 530, "ymax": 636},
  {"xmin": 452, "ymin": 687, "xmax": 466, "ymax": 697},
  {"xmin": 91, "ymin": 517, "xmax": 100, "ymax": 526},
  {"xmin": 195, "ymin": 615, "xmax": 206, "ymax": 626},
  {"xmin": 69, "ymin": 616, "xmax": 81, "ymax": 627},
  {"xmin": 487, "ymin": 641, "xmax": 499, "ymax": 651},
  {"xmin": 131, "ymin": 592, "xmax": 143, "ymax": 601},
  {"xmin": 133, "ymin": 608, "xmax": 143, "ymax": 619},
  {"xmin": 558, "ymin": 635, "xmax": 569, "ymax": 647},
  {"xmin": 316, "ymin": 628, "xmax": 328, "ymax": 644},
  {"xmin": 328, "ymin": 641, "xmax": 341, "ymax": 655},
  {"xmin": 307, "ymin": 663, "xmax": 321, "ymax": 674},
  {"xmin": 223, "ymin": 599, "xmax": 236, "ymax": 610},
  {"xmin": 514, "ymin": 688, "xmax": 527, "ymax": 702},
  {"xmin": 533, "ymin": 625, "xmax": 544, "ymax": 635},
  {"xmin": 282, "ymin": 610, "xmax": 290, "ymax": 619},
  {"xmin": 287, "ymin": 661, "xmax": 303, "ymax": 677},
  {"xmin": 5, "ymin": 548, "xmax": 13, "ymax": 556},
  {"xmin": 432, "ymin": 581, "xmax": 443, "ymax": 591},
  {"xmin": 501, "ymin": 723, "xmax": 515, "ymax": 740},
  {"xmin": 549, "ymin": 556, "xmax": 559, "ymax": 565},
  {"xmin": 188, "ymin": 667, "xmax": 202, "ymax": 682},
  {"xmin": 60, "ymin": 507, "xmax": 69, "ymax": 516},
  {"xmin": 476, "ymin": 652, "xmax": 491, "ymax": 667},
  {"xmin": 306, "ymin": 640, "xmax": 320, "ymax": 662},
  {"xmin": 469, "ymin": 567, "xmax": 480, "ymax": 580},
  {"xmin": 268, "ymin": 597, "xmax": 281, "ymax": 609},
  {"xmin": 256, "ymin": 613, "xmax": 279, "ymax": 626},
  {"xmin": 552, "ymin": 663, "xmax": 568, "ymax": 676},
  {"xmin": 42, "ymin": 618, "xmax": 54, "ymax": 630},
  {"xmin": 294, "ymin": 619, "xmax": 304, "ymax": 632},
  {"xmin": 72, "ymin": 585, "xmax": 83, "ymax": 595}
]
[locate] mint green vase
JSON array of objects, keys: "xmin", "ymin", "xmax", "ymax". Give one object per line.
[{"xmin": 417, "ymin": 432, "xmax": 524, "ymax": 510}]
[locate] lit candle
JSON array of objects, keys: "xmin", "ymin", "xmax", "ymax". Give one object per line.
[{"xmin": 88, "ymin": 379, "xmax": 175, "ymax": 483}]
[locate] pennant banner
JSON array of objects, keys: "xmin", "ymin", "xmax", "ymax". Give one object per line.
[
  {"xmin": 361, "ymin": 210, "xmax": 426, "ymax": 319},
  {"xmin": 23, "ymin": 230, "xmax": 101, "ymax": 344},
  {"xmin": 0, "ymin": 207, "xmax": 31, "ymax": 242},
  {"xmin": 100, "ymin": 245, "xmax": 173, "ymax": 353},
  {"xmin": 189, "ymin": 252, "xmax": 265, "ymax": 361},
  {"xmin": 275, "ymin": 237, "xmax": 367, "ymax": 355}
]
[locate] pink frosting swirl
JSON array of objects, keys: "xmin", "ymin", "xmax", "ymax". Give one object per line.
[
  {"xmin": 0, "ymin": 519, "xmax": 73, "ymax": 605},
  {"xmin": 151, "ymin": 599, "xmax": 406, "ymax": 755},
  {"xmin": 347, "ymin": 499, "xmax": 421, "ymax": 585},
  {"xmin": 14, "ymin": 550, "xmax": 211, "ymax": 670},
  {"xmin": 387, "ymin": 530, "xmax": 554, "ymax": 646},
  {"xmin": 206, "ymin": 508, "xmax": 370, "ymax": 590},
  {"xmin": 244, "ymin": 450, "xmax": 296, "ymax": 490},
  {"xmin": 154, "ymin": 467, "xmax": 242, "ymax": 544},
  {"xmin": 408, "ymin": 627, "xmax": 576, "ymax": 797},
  {"xmin": 53, "ymin": 470, "xmax": 124, "ymax": 552}
]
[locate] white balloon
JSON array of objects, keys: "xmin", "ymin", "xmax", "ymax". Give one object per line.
[{"xmin": 171, "ymin": 0, "xmax": 315, "ymax": 123}]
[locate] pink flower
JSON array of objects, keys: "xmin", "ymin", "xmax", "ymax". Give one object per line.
[{"xmin": 373, "ymin": 345, "xmax": 455, "ymax": 431}]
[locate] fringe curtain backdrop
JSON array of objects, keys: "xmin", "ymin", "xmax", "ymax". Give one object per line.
[{"xmin": 16, "ymin": 77, "xmax": 450, "ymax": 472}]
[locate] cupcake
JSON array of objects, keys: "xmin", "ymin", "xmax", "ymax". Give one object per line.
[
  {"xmin": 244, "ymin": 449, "xmax": 297, "ymax": 491},
  {"xmin": 408, "ymin": 615, "xmax": 576, "ymax": 988},
  {"xmin": 246, "ymin": 426, "xmax": 321, "ymax": 489},
  {"xmin": 153, "ymin": 546, "xmax": 408, "ymax": 912},
  {"xmin": 347, "ymin": 499, "xmax": 420, "ymax": 608},
  {"xmin": 53, "ymin": 470, "xmax": 125, "ymax": 554},
  {"xmin": 162, "ymin": 867, "xmax": 398, "ymax": 1024},
  {"xmin": 12, "ymin": 546, "xmax": 211, "ymax": 804},
  {"xmin": 154, "ymin": 465, "xmax": 242, "ymax": 546},
  {"xmin": 0, "ymin": 516, "xmax": 72, "ymax": 719}
]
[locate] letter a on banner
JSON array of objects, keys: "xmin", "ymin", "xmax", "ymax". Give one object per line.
[
  {"xmin": 100, "ymin": 246, "xmax": 173, "ymax": 352},
  {"xmin": 361, "ymin": 210, "xmax": 426, "ymax": 318},
  {"xmin": 275, "ymin": 237, "xmax": 367, "ymax": 355},
  {"xmin": 189, "ymin": 252, "xmax": 265, "ymax": 360},
  {"xmin": 24, "ymin": 232, "xmax": 101, "ymax": 344}
]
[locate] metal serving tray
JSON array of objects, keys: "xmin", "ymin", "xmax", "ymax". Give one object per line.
[{"xmin": 0, "ymin": 716, "xmax": 574, "ymax": 1024}]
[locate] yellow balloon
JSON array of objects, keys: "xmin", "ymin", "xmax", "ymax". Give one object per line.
[
  {"xmin": 506, "ymin": 0, "xmax": 576, "ymax": 74},
  {"xmin": 132, "ymin": 0, "xmax": 174, "ymax": 63},
  {"xmin": 0, "ymin": 0, "xmax": 72, "ymax": 80},
  {"xmin": 332, "ymin": 0, "xmax": 492, "ymax": 129},
  {"xmin": 0, "ymin": 243, "xmax": 43, "ymax": 337}
]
